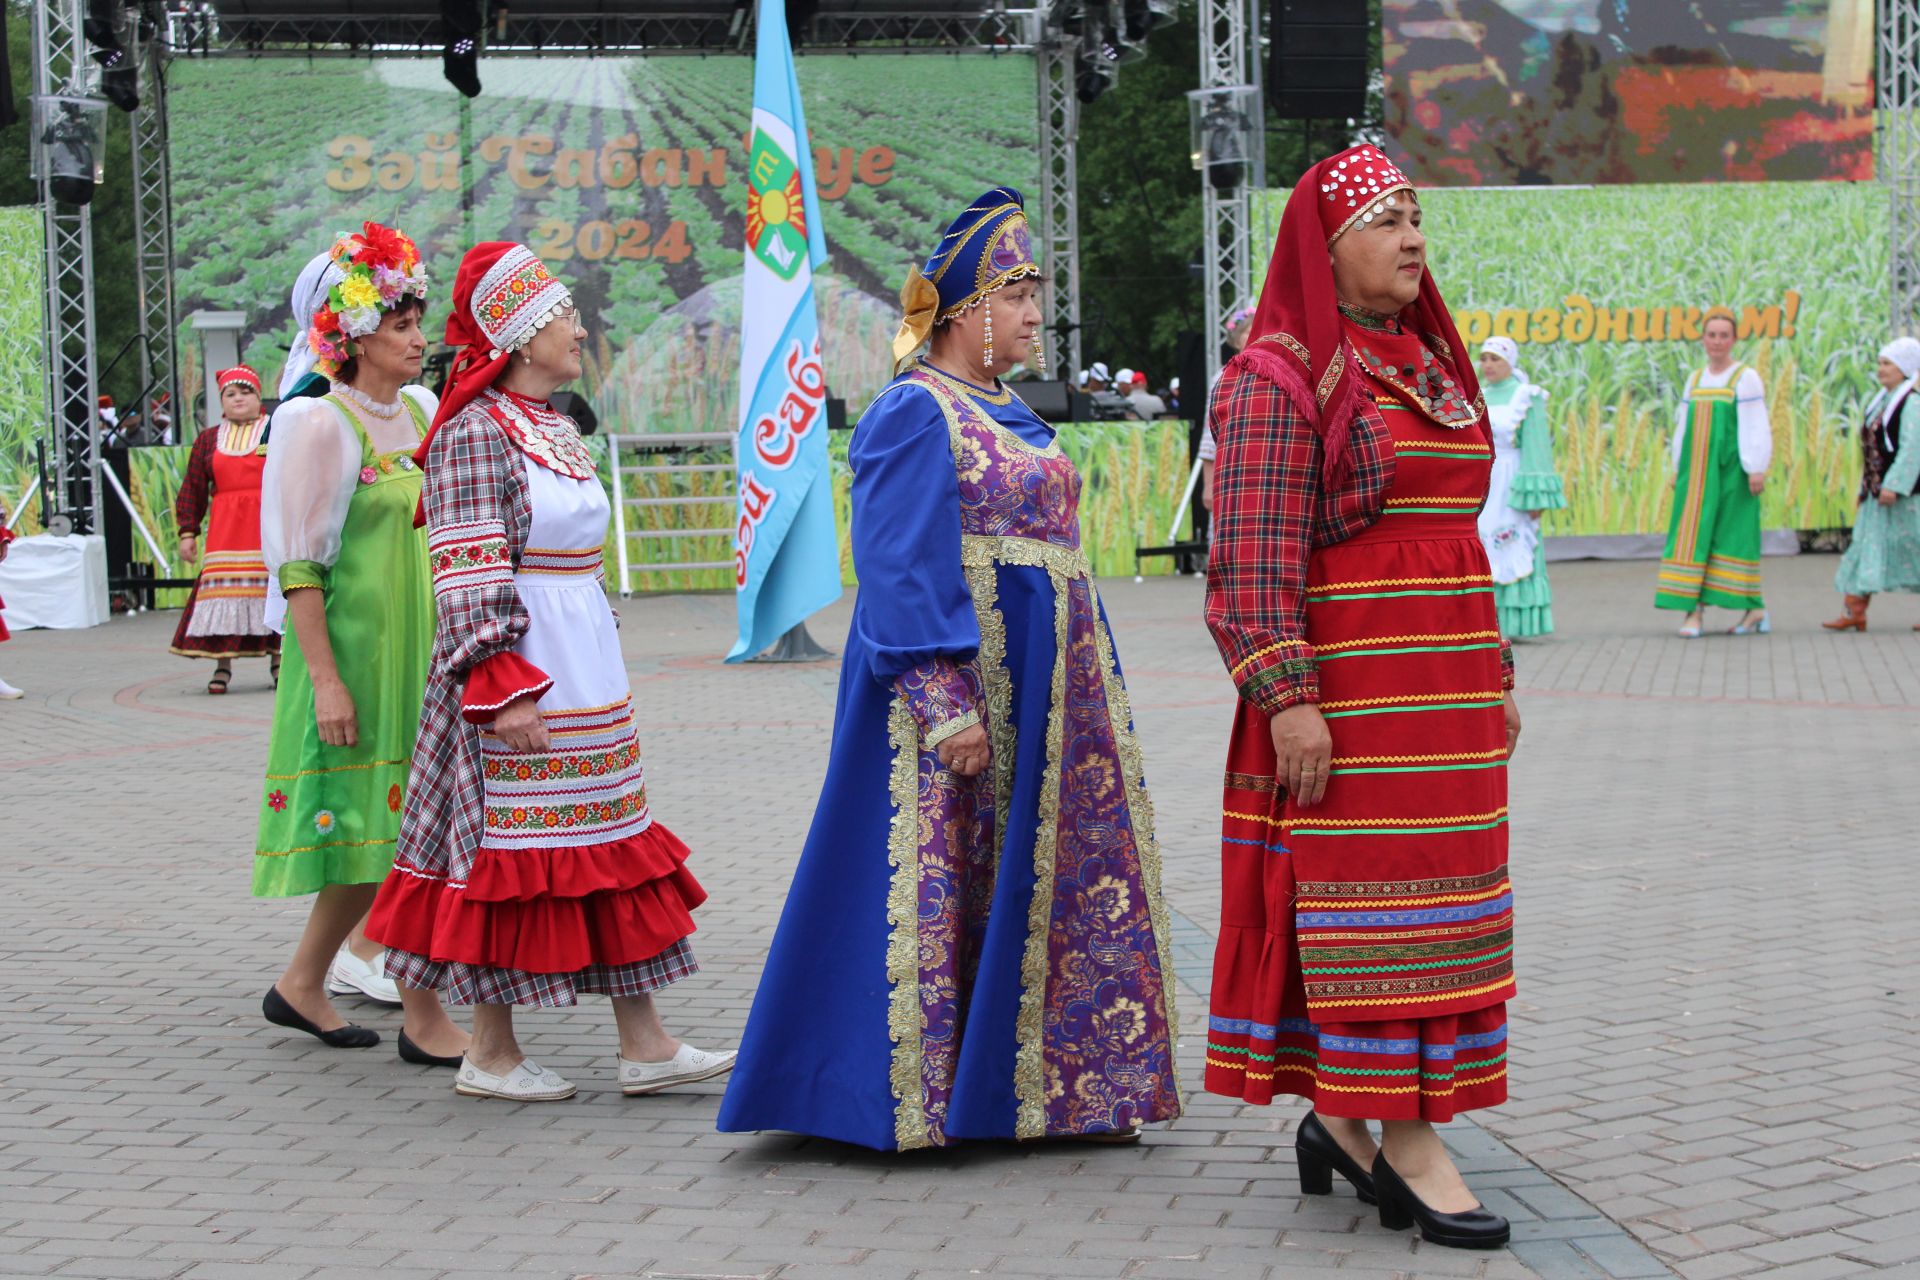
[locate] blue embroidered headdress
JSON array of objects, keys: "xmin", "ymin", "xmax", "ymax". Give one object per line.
[{"xmin": 892, "ymin": 186, "xmax": 1042, "ymax": 370}]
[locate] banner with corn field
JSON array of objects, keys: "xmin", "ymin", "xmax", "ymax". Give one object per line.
[
  {"xmin": 1255, "ymin": 180, "xmax": 1882, "ymax": 536},
  {"xmin": 0, "ymin": 207, "xmax": 47, "ymax": 518},
  {"xmin": 164, "ymin": 56, "xmax": 1038, "ymax": 435}
]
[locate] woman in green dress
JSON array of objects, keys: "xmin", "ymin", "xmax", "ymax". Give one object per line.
[
  {"xmin": 1475, "ymin": 336, "xmax": 1566, "ymax": 638},
  {"xmin": 255, "ymin": 225, "xmax": 468, "ymax": 1063}
]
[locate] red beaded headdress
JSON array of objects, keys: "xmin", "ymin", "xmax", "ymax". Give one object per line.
[{"xmin": 215, "ymin": 365, "xmax": 260, "ymax": 392}]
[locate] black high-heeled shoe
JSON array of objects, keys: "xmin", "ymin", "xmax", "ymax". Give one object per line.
[
  {"xmin": 398, "ymin": 1030, "xmax": 464, "ymax": 1069},
  {"xmin": 1295, "ymin": 1112, "xmax": 1377, "ymax": 1205},
  {"xmin": 263, "ymin": 986, "xmax": 380, "ymax": 1049},
  {"xmin": 1372, "ymin": 1151, "xmax": 1510, "ymax": 1249}
]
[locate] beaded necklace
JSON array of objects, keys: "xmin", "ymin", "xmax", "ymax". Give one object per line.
[
  {"xmin": 485, "ymin": 388, "xmax": 597, "ymax": 479},
  {"xmin": 335, "ymin": 382, "xmax": 406, "ymax": 421}
]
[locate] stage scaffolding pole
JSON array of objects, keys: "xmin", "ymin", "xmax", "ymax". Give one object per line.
[
  {"xmin": 1884, "ymin": 0, "xmax": 1920, "ymax": 334},
  {"xmin": 1036, "ymin": 14, "xmax": 1083, "ymax": 379},
  {"xmin": 32, "ymin": 0, "xmax": 104, "ymax": 535},
  {"xmin": 130, "ymin": 21, "xmax": 181, "ymax": 437},
  {"xmin": 1198, "ymin": 0, "xmax": 1256, "ymax": 397}
]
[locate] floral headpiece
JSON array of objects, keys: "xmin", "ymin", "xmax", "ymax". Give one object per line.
[{"xmin": 306, "ymin": 221, "xmax": 431, "ymax": 375}]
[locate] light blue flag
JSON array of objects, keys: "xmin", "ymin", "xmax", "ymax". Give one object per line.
[{"xmin": 726, "ymin": 0, "xmax": 841, "ymax": 661}]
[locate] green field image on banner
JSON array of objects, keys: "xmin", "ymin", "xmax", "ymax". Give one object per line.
[
  {"xmin": 165, "ymin": 57, "xmax": 1038, "ymax": 438},
  {"xmin": 1253, "ymin": 180, "xmax": 1882, "ymax": 538}
]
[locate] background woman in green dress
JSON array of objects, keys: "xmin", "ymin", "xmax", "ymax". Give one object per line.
[{"xmin": 254, "ymin": 226, "xmax": 468, "ymax": 1064}]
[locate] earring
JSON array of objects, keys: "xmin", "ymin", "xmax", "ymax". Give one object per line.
[
  {"xmin": 1032, "ymin": 330, "xmax": 1046, "ymax": 376},
  {"xmin": 983, "ymin": 302, "xmax": 995, "ymax": 369}
]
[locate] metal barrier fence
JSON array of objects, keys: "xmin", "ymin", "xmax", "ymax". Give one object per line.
[{"xmin": 605, "ymin": 431, "xmax": 736, "ymax": 598}]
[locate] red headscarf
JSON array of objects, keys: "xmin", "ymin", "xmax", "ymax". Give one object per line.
[
  {"xmin": 1232, "ymin": 144, "xmax": 1478, "ymax": 486},
  {"xmin": 411, "ymin": 241, "xmax": 571, "ymax": 524}
]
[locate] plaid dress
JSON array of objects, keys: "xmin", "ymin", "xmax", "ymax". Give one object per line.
[
  {"xmin": 1204, "ymin": 340, "xmax": 1520, "ymax": 1122},
  {"xmin": 367, "ymin": 392, "xmax": 704, "ymax": 1006}
]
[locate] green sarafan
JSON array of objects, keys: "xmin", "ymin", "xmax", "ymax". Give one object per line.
[
  {"xmin": 1253, "ymin": 181, "xmax": 1883, "ymax": 537},
  {"xmin": 164, "ymin": 54, "xmax": 1039, "ymax": 439}
]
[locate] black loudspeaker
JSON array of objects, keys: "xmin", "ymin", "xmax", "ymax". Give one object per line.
[
  {"xmin": 1268, "ymin": 0, "xmax": 1369, "ymax": 120},
  {"xmin": 1012, "ymin": 380, "xmax": 1085, "ymax": 424}
]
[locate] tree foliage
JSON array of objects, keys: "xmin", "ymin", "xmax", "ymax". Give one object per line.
[
  {"xmin": 1, "ymin": 0, "xmax": 143, "ymax": 417},
  {"xmin": 1075, "ymin": 0, "xmax": 1383, "ymax": 385}
]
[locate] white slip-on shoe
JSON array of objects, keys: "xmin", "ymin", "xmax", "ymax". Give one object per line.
[
  {"xmin": 619, "ymin": 1043, "xmax": 738, "ymax": 1096},
  {"xmin": 454, "ymin": 1057, "xmax": 576, "ymax": 1102},
  {"xmin": 0, "ymin": 678, "xmax": 23, "ymax": 700},
  {"xmin": 326, "ymin": 947, "xmax": 402, "ymax": 1005}
]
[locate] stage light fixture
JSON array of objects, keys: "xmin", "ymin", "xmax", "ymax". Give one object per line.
[
  {"xmin": 441, "ymin": 0, "xmax": 485, "ymax": 98},
  {"xmin": 1074, "ymin": 52, "xmax": 1115, "ymax": 101},
  {"xmin": 84, "ymin": 0, "xmax": 139, "ymax": 112},
  {"xmin": 1122, "ymin": 0, "xmax": 1176, "ymax": 42}
]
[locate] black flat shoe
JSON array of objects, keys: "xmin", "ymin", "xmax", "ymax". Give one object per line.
[
  {"xmin": 1372, "ymin": 1152, "xmax": 1510, "ymax": 1249},
  {"xmin": 263, "ymin": 986, "xmax": 380, "ymax": 1049},
  {"xmin": 398, "ymin": 1030, "xmax": 464, "ymax": 1069},
  {"xmin": 1295, "ymin": 1111, "xmax": 1377, "ymax": 1205}
]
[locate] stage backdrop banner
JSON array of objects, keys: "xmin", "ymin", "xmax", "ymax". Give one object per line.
[
  {"xmin": 1384, "ymin": 0, "xmax": 1874, "ymax": 186},
  {"xmin": 1252, "ymin": 180, "xmax": 1881, "ymax": 537},
  {"xmin": 165, "ymin": 56, "xmax": 1038, "ymax": 436},
  {"xmin": 0, "ymin": 206, "xmax": 48, "ymax": 525}
]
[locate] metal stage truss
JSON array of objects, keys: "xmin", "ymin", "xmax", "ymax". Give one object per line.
[
  {"xmin": 1035, "ymin": 19, "xmax": 1082, "ymax": 380},
  {"xmin": 32, "ymin": 0, "xmax": 104, "ymax": 537},
  {"xmin": 1197, "ymin": 0, "xmax": 1258, "ymax": 397},
  {"xmin": 131, "ymin": 24, "xmax": 181, "ymax": 452},
  {"xmin": 1884, "ymin": 0, "xmax": 1920, "ymax": 334}
]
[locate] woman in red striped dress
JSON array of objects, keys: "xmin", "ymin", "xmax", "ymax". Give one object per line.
[{"xmin": 1205, "ymin": 145, "xmax": 1522, "ymax": 1250}]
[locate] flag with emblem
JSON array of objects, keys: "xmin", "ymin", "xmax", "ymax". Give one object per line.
[{"xmin": 727, "ymin": 0, "xmax": 840, "ymax": 661}]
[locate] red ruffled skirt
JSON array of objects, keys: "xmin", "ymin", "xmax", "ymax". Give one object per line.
[{"xmin": 369, "ymin": 821, "xmax": 705, "ymax": 1006}]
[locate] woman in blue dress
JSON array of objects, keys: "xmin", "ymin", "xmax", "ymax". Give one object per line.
[{"xmin": 718, "ymin": 188, "xmax": 1181, "ymax": 1150}]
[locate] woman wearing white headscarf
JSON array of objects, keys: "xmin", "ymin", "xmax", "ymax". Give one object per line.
[
  {"xmin": 1825, "ymin": 337, "xmax": 1920, "ymax": 631},
  {"xmin": 1476, "ymin": 337, "xmax": 1566, "ymax": 637}
]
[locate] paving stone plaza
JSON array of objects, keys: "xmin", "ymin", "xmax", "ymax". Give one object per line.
[{"xmin": 1, "ymin": 554, "xmax": 1916, "ymax": 1280}]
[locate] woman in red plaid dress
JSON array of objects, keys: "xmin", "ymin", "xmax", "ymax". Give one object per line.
[
  {"xmin": 1204, "ymin": 146, "xmax": 1523, "ymax": 1249},
  {"xmin": 366, "ymin": 242, "xmax": 733, "ymax": 1102}
]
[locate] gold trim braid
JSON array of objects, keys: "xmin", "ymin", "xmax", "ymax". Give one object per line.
[
  {"xmin": 960, "ymin": 534, "xmax": 1090, "ymax": 581},
  {"xmin": 1088, "ymin": 581, "xmax": 1182, "ymax": 1108},
  {"xmin": 965, "ymin": 562, "xmax": 1019, "ymax": 864},
  {"xmin": 1011, "ymin": 564, "xmax": 1072, "ymax": 1140},
  {"xmin": 884, "ymin": 694, "xmax": 932, "ymax": 1151}
]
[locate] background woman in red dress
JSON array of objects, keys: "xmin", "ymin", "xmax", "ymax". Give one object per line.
[
  {"xmin": 1204, "ymin": 145, "xmax": 1523, "ymax": 1251},
  {"xmin": 0, "ymin": 494, "xmax": 17, "ymax": 699},
  {"xmin": 171, "ymin": 365, "xmax": 281, "ymax": 693}
]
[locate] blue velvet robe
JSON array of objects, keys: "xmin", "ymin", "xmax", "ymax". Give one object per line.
[{"xmin": 717, "ymin": 363, "xmax": 1180, "ymax": 1151}]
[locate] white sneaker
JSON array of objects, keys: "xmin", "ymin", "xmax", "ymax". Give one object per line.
[
  {"xmin": 619, "ymin": 1043, "xmax": 737, "ymax": 1096},
  {"xmin": 0, "ymin": 678, "xmax": 23, "ymax": 700},
  {"xmin": 455, "ymin": 1057, "xmax": 576, "ymax": 1101},
  {"xmin": 326, "ymin": 948, "xmax": 402, "ymax": 1005}
]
